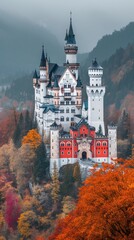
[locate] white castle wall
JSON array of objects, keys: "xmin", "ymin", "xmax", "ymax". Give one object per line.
[
  {"xmin": 66, "ymin": 53, "xmax": 77, "ymax": 64},
  {"xmin": 50, "ymin": 128, "xmax": 60, "ymax": 174},
  {"xmin": 86, "ymin": 86, "xmax": 105, "ymax": 134},
  {"xmin": 108, "ymin": 126, "xmax": 117, "ymax": 162},
  {"xmin": 87, "ymin": 67, "xmax": 105, "ymax": 135}
]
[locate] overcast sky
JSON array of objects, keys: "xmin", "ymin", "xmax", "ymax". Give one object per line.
[{"xmin": 1, "ymin": 0, "xmax": 134, "ymax": 53}]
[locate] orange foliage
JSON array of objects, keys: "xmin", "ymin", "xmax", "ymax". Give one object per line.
[
  {"xmin": 49, "ymin": 160, "xmax": 134, "ymax": 240},
  {"xmin": 22, "ymin": 129, "xmax": 41, "ymax": 149},
  {"xmin": 35, "ymin": 237, "xmax": 46, "ymax": 240}
]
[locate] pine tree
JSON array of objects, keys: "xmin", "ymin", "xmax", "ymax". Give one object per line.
[
  {"xmin": 13, "ymin": 113, "xmax": 24, "ymax": 147},
  {"xmin": 33, "ymin": 142, "xmax": 49, "ymax": 183},
  {"xmin": 97, "ymin": 124, "xmax": 103, "ymax": 136},
  {"xmin": 24, "ymin": 110, "xmax": 32, "ymax": 134}
]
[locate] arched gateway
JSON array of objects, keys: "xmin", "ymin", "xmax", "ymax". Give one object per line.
[{"xmin": 82, "ymin": 151, "xmax": 87, "ymax": 160}]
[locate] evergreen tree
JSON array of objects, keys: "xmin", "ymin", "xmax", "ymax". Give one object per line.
[
  {"xmin": 24, "ymin": 110, "xmax": 32, "ymax": 134},
  {"xmin": 97, "ymin": 125, "xmax": 103, "ymax": 136},
  {"xmin": 33, "ymin": 142, "xmax": 49, "ymax": 183},
  {"xmin": 60, "ymin": 164, "xmax": 76, "ymax": 197},
  {"xmin": 13, "ymin": 113, "xmax": 24, "ymax": 147},
  {"xmin": 118, "ymin": 110, "xmax": 131, "ymax": 140}
]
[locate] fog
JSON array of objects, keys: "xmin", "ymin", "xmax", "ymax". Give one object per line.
[{"xmin": 1, "ymin": 0, "xmax": 134, "ymax": 52}]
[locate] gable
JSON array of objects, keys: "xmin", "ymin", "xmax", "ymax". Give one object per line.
[{"xmin": 58, "ymin": 68, "xmax": 77, "ymax": 87}]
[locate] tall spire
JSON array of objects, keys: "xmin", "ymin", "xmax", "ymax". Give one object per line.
[
  {"xmin": 40, "ymin": 45, "xmax": 46, "ymax": 67},
  {"xmin": 65, "ymin": 12, "xmax": 76, "ymax": 44}
]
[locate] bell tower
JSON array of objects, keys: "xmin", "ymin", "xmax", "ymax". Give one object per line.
[{"xmin": 86, "ymin": 59, "xmax": 106, "ymax": 135}]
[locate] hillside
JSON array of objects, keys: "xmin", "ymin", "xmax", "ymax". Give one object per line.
[
  {"xmin": 0, "ymin": 10, "xmax": 64, "ymax": 82},
  {"xmin": 79, "ymin": 22, "xmax": 134, "ymax": 70},
  {"xmin": 103, "ymin": 44, "xmax": 134, "ymax": 140}
]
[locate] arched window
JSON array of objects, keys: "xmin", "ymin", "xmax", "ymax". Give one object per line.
[
  {"xmin": 66, "ymin": 141, "xmax": 71, "ymax": 146},
  {"xmin": 60, "ymin": 109, "xmax": 64, "ymax": 113},
  {"xmin": 60, "ymin": 116, "xmax": 64, "ymax": 122},
  {"xmin": 103, "ymin": 141, "xmax": 107, "ymax": 146},
  {"xmin": 60, "ymin": 142, "xmax": 65, "ymax": 146},
  {"xmin": 66, "ymin": 117, "xmax": 69, "ymax": 121},
  {"xmin": 96, "ymin": 141, "xmax": 101, "ymax": 146},
  {"xmin": 66, "ymin": 108, "xmax": 69, "ymax": 113}
]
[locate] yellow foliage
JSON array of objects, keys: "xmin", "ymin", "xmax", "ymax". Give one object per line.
[
  {"xmin": 0, "ymin": 211, "xmax": 5, "ymax": 230},
  {"xmin": 0, "ymin": 237, "xmax": 6, "ymax": 240},
  {"xmin": 22, "ymin": 129, "xmax": 41, "ymax": 149},
  {"xmin": 18, "ymin": 210, "xmax": 37, "ymax": 238}
]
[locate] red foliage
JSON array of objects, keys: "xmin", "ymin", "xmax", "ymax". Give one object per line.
[
  {"xmin": 0, "ymin": 110, "xmax": 19, "ymax": 147},
  {"xmin": 35, "ymin": 237, "xmax": 46, "ymax": 240},
  {"xmin": 49, "ymin": 160, "xmax": 134, "ymax": 240},
  {"xmin": 5, "ymin": 189, "xmax": 21, "ymax": 230}
]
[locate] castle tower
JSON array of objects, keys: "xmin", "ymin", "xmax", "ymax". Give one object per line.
[
  {"xmin": 108, "ymin": 125, "xmax": 117, "ymax": 162},
  {"xmin": 64, "ymin": 13, "xmax": 79, "ymax": 80},
  {"xmin": 39, "ymin": 45, "xmax": 49, "ymax": 102},
  {"xmin": 86, "ymin": 59, "xmax": 105, "ymax": 135},
  {"xmin": 50, "ymin": 122, "xmax": 60, "ymax": 174}
]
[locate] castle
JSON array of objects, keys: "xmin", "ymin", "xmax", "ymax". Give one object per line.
[{"xmin": 33, "ymin": 16, "xmax": 117, "ymax": 173}]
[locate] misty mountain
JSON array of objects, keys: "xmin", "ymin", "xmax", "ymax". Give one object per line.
[
  {"xmin": 79, "ymin": 21, "xmax": 134, "ymax": 84},
  {"xmin": 0, "ymin": 10, "xmax": 64, "ymax": 82},
  {"xmin": 103, "ymin": 44, "xmax": 134, "ymax": 139}
]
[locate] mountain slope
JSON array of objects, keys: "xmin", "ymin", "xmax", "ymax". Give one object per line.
[
  {"xmin": 102, "ymin": 44, "xmax": 134, "ymax": 138},
  {"xmin": 79, "ymin": 22, "xmax": 134, "ymax": 86},
  {"xmin": 0, "ymin": 10, "xmax": 64, "ymax": 81}
]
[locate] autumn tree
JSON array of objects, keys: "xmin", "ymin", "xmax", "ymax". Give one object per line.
[
  {"xmin": 61, "ymin": 196, "xmax": 75, "ymax": 218},
  {"xmin": 51, "ymin": 162, "xmax": 60, "ymax": 207},
  {"xmin": 22, "ymin": 129, "xmax": 41, "ymax": 150},
  {"xmin": 13, "ymin": 144, "xmax": 36, "ymax": 195},
  {"xmin": 35, "ymin": 237, "xmax": 46, "ymax": 240},
  {"xmin": 49, "ymin": 160, "xmax": 134, "ymax": 240},
  {"xmin": 5, "ymin": 188, "xmax": 21, "ymax": 230},
  {"xmin": 18, "ymin": 210, "xmax": 37, "ymax": 238},
  {"xmin": 0, "ymin": 109, "xmax": 18, "ymax": 147}
]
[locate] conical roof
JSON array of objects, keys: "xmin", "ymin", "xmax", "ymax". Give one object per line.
[
  {"xmin": 66, "ymin": 13, "xmax": 76, "ymax": 44},
  {"xmin": 40, "ymin": 45, "xmax": 46, "ymax": 67},
  {"xmin": 33, "ymin": 70, "xmax": 38, "ymax": 78}
]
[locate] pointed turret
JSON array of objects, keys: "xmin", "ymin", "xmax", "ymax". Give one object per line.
[
  {"xmin": 65, "ymin": 14, "xmax": 76, "ymax": 44},
  {"xmin": 33, "ymin": 69, "xmax": 38, "ymax": 86},
  {"xmin": 33, "ymin": 69, "xmax": 38, "ymax": 79},
  {"xmin": 39, "ymin": 45, "xmax": 48, "ymax": 81},
  {"xmin": 64, "ymin": 13, "xmax": 79, "ymax": 79},
  {"xmin": 40, "ymin": 45, "xmax": 46, "ymax": 68}
]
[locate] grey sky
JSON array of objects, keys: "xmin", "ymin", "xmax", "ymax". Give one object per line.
[{"xmin": 1, "ymin": 0, "xmax": 134, "ymax": 52}]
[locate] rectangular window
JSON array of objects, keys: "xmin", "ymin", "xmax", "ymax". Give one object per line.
[
  {"xmin": 71, "ymin": 101, "xmax": 75, "ymax": 105},
  {"xmin": 71, "ymin": 109, "xmax": 75, "ymax": 113}
]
